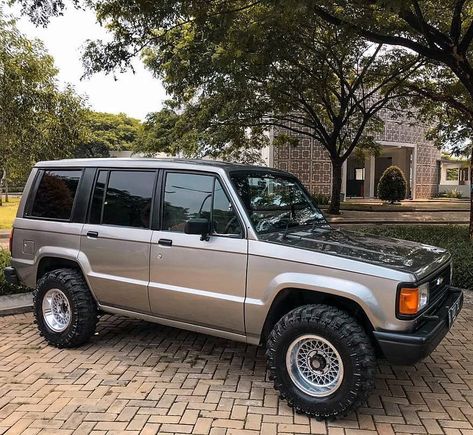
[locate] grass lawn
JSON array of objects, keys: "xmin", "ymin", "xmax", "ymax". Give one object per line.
[
  {"xmin": 358, "ymin": 225, "xmax": 473, "ymax": 290},
  {"xmin": 0, "ymin": 197, "xmax": 20, "ymax": 229}
]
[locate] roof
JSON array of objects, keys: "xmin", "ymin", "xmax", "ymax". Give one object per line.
[{"xmin": 34, "ymin": 157, "xmax": 289, "ymax": 174}]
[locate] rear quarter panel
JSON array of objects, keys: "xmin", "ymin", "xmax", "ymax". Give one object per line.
[{"xmin": 11, "ymin": 218, "xmax": 83, "ymax": 289}]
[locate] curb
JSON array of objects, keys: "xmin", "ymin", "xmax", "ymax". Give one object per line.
[
  {"xmin": 330, "ymin": 221, "xmax": 469, "ymax": 225},
  {"xmin": 0, "ymin": 292, "xmax": 33, "ymax": 316}
]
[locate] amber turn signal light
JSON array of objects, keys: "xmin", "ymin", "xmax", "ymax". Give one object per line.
[{"xmin": 399, "ymin": 288, "xmax": 419, "ymax": 315}]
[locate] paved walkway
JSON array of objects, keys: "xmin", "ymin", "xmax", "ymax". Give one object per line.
[{"xmin": 1, "ymin": 308, "xmax": 473, "ymax": 434}]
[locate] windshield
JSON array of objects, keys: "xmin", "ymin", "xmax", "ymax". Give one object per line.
[{"xmin": 230, "ymin": 171, "xmax": 327, "ymax": 235}]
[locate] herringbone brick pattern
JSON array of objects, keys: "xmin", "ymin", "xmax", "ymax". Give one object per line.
[{"xmin": 1, "ymin": 306, "xmax": 472, "ymax": 435}]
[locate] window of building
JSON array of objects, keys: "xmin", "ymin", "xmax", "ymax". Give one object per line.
[
  {"xmin": 163, "ymin": 172, "xmax": 242, "ymax": 236},
  {"xmin": 355, "ymin": 168, "xmax": 365, "ymax": 181},
  {"xmin": 30, "ymin": 169, "xmax": 82, "ymax": 220},
  {"xmin": 460, "ymin": 168, "xmax": 469, "ymax": 182},
  {"xmin": 89, "ymin": 170, "xmax": 155, "ymax": 228},
  {"xmin": 446, "ymin": 168, "xmax": 459, "ymax": 181}
]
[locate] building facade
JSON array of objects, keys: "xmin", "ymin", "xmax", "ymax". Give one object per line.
[
  {"xmin": 439, "ymin": 159, "xmax": 471, "ymax": 198},
  {"xmin": 270, "ymin": 113, "xmax": 442, "ymax": 200}
]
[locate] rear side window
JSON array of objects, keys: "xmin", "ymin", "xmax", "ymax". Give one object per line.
[
  {"xmin": 29, "ymin": 170, "xmax": 82, "ymax": 220},
  {"xmin": 89, "ymin": 170, "xmax": 155, "ymax": 228}
]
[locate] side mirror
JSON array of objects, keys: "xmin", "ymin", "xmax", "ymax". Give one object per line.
[{"xmin": 184, "ymin": 218, "xmax": 211, "ymax": 241}]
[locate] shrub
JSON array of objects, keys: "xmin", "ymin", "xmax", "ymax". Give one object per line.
[
  {"xmin": 444, "ymin": 189, "xmax": 463, "ymax": 199},
  {"xmin": 0, "ymin": 248, "xmax": 29, "ymax": 296},
  {"xmin": 360, "ymin": 225, "xmax": 473, "ymax": 290},
  {"xmin": 377, "ymin": 165, "xmax": 407, "ymax": 203},
  {"xmin": 312, "ymin": 193, "xmax": 330, "ymax": 205}
]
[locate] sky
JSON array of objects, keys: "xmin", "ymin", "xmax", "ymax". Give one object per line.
[{"xmin": 8, "ymin": 5, "xmax": 167, "ymax": 120}]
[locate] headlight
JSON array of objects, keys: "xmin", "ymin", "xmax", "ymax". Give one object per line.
[
  {"xmin": 398, "ymin": 283, "xmax": 429, "ymax": 315},
  {"xmin": 418, "ymin": 283, "xmax": 429, "ymax": 310}
]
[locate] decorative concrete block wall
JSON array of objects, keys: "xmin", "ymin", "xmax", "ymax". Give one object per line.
[{"xmin": 272, "ymin": 114, "xmax": 441, "ymax": 199}]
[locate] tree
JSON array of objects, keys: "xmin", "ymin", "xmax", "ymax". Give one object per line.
[
  {"xmin": 74, "ymin": 111, "xmax": 142, "ymax": 158},
  {"xmin": 136, "ymin": 101, "xmax": 266, "ymax": 164},
  {"xmin": 74, "ymin": 2, "xmax": 421, "ymax": 213},
  {"xmin": 0, "ymin": 13, "xmax": 87, "ymax": 204},
  {"xmin": 309, "ymin": 0, "xmax": 473, "ymax": 234},
  {"xmin": 378, "ymin": 166, "xmax": 408, "ymax": 204}
]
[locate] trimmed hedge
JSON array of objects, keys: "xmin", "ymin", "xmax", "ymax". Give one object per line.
[
  {"xmin": 360, "ymin": 225, "xmax": 473, "ymax": 290},
  {"xmin": 0, "ymin": 249, "xmax": 29, "ymax": 296}
]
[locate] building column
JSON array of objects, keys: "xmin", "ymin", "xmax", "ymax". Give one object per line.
[
  {"xmin": 412, "ymin": 145, "xmax": 417, "ymax": 200},
  {"xmin": 340, "ymin": 160, "xmax": 347, "ymax": 201},
  {"xmin": 369, "ymin": 155, "xmax": 376, "ymax": 198}
]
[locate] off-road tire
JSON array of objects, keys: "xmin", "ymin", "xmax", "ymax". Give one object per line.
[
  {"xmin": 33, "ymin": 268, "xmax": 98, "ymax": 348},
  {"xmin": 266, "ymin": 304, "xmax": 376, "ymax": 420}
]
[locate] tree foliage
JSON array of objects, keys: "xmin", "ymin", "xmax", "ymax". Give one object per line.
[
  {"xmin": 377, "ymin": 166, "xmax": 408, "ymax": 204},
  {"xmin": 0, "ymin": 12, "xmax": 87, "ymax": 203},
  {"xmin": 74, "ymin": 111, "xmax": 142, "ymax": 158},
  {"xmin": 74, "ymin": 1, "xmax": 420, "ymax": 213}
]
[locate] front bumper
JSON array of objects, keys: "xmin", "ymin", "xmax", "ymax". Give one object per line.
[
  {"xmin": 374, "ymin": 287, "xmax": 463, "ymax": 365},
  {"xmin": 3, "ymin": 266, "xmax": 19, "ymax": 286}
]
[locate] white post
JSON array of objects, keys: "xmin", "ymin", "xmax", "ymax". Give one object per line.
[
  {"xmin": 369, "ymin": 156, "xmax": 376, "ymax": 197},
  {"xmin": 412, "ymin": 145, "xmax": 418, "ymax": 200},
  {"xmin": 341, "ymin": 160, "xmax": 347, "ymax": 201}
]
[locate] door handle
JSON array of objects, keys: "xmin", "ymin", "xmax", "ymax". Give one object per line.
[
  {"xmin": 158, "ymin": 238, "xmax": 173, "ymax": 247},
  {"xmin": 87, "ymin": 231, "xmax": 99, "ymax": 239}
]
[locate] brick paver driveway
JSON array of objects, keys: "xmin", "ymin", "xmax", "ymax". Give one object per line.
[{"xmin": 1, "ymin": 305, "xmax": 473, "ymax": 435}]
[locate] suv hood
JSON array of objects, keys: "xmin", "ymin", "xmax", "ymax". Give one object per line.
[{"xmin": 260, "ymin": 227, "xmax": 450, "ymax": 280}]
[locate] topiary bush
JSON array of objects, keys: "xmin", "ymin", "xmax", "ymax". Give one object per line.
[{"xmin": 377, "ymin": 165, "xmax": 407, "ymax": 203}]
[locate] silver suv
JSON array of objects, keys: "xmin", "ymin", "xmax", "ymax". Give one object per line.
[{"xmin": 4, "ymin": 158, "xmax": 463, "ymax": 419}]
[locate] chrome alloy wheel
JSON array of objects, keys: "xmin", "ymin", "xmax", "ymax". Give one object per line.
[
  {"xmin": 42, "ymin": 288, "xmax": 71, "ymax": 332},
  {"xmin": 286, "ymin": 334, "xmax": 344, "ymax": 397}
]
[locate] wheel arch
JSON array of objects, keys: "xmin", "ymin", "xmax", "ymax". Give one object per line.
[
  {"xmin": 260, "ymin": 287, "xmax": 375, "ymax": 346},
  {"xmin": 36, "ymin": 256, "xmax": 83, "ymax": 283},
  {"xmin": 35, "ymin": 255, "xmax": 99, "ymax": 303}
]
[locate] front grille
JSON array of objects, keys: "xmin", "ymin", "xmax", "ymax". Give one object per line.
[{"xmin": 428, "ymin": 264, "xmax": 451, "ymax": 305}]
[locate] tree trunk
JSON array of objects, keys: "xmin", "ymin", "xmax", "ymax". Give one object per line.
[
  {"xmin": 470, "ymin": 152, "xmax": 473, "ymax": 240},
  {"xmin": 328, "ymin": 159, "xmax": 343, "ymax": 215},
  {"xmin": 3, "ymin": 167, "xmax": 8, "ymax": 203}
]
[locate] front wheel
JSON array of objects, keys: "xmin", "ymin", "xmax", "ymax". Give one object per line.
[{"xmin": 266, "ymin": 304, "xmax": 376, "ymax": 420}]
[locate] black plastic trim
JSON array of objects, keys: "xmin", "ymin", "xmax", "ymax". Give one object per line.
[
  {"xmin": 72, "ymin": 167, "xmax": 96, "ymax": 223},
  {"xmin": 151, "ymin": 170, "xmax": 163, "ymax": 231},
  {"xmin": 374, "ymin": 287, "xmax": 463, "ymax": 365},
  {"xmin": 3, "ymin": 266, "xmax": 19, "ymax": 285}
]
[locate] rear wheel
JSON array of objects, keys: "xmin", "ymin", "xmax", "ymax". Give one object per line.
[
  {"xmin": 266, "ymin": 304, "xmax": 376, "ymax": 420},
  {"xmin": 33, "ymin": 268, "xmax": 98, "ymax": 348}
]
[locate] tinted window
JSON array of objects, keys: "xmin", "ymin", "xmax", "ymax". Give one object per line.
[
  {"xmin": 163, "ymin": 173, "xmax": 213, "ymax": 232},
  {"xmin": 91, "ymin": 170, "xmax": 155, "ymax": 228},
  {"xmin": 163, "ymin": 173, "xmax": 242, "ymax": 236},
  {"xmin": 30, "ymin": 170, "xmax": 82, "ymax": 220},
  {"xmin": 212, "ymin": 179, "xmax": 242, "ymax": 236}
]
